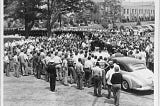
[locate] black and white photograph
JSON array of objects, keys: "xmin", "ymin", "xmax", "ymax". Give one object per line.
[{"xmin": 1, "ymin": 0, "xmax": 160, "ymax": 106}]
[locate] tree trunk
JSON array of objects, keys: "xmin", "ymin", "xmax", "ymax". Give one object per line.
[
  {"xmin": 25, "ymin": 17, "xmax": 34, "ymax": 38},
  {"xmin": 47, "ymin": 22, "xmax": 51, "ymax": 37},
  {"xmin": 47, "ymin": 0, "xmax": 51, "ymax": 36},
  {"xmin": 25, "ymin": 18, "xmax": 29, "ymax": 38},
  {"xmin": 59, "ymin": 13, "xmax": 62, "ymax": 28}
]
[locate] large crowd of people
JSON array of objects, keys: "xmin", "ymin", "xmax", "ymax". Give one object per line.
[{"xmin": 3, "ymin": 29, "xmax": 154, "ymax": 106}]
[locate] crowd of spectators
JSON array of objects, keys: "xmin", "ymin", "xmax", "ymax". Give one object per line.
[
  {"xmin": 3, "ymin": 29, "xmax": 154, "ymax": 106},
  {"xmin": 3, "ymin": 29, "xmax": 154, "ymax": 78}
]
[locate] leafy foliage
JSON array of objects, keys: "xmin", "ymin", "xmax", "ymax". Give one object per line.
[
  {"xmin": 75, "ymin": 0, "xmax": 101, "ymax": 24},
  {"xmin": 104, "ymin": 0, "xmax": 122, "ymax": 23}
]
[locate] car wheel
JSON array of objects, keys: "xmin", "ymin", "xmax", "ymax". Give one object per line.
[{"xmin": 122, "ymin": 80, "xmax": 129, "ymax": 90}]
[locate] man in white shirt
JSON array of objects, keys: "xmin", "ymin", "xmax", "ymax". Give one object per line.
[
  {"xmin": 140, "ymin": 49, "xmax": 146, "ymax": 64},
  {"xmin": 13, "ymin": 52, "xmax": 20, "ymax": 78},
  {"xmin": 24, "ymin": 52, "xmax": 29, "ymax": 75},
  {"xmin": 43, "ymin": 52, "xmax": 51, "ymax": 82},
  {"xmin": 19, "ymin": 50, "xmax": 26, "ymax": 76},
  {"xmin": 106, "ymin": 60, "xmax": 115, "ymax": 99},
  {"xmin": 62, "ymin": 54, "xmax": 69, "ymax": 86},
  {"xmin": 73, "ymin": 51, "xmax": 79, "ymax": 64},
  {"xmin": 84, "ymin": 57, "xmax": 93, "ymax": 87},
  {"xmin": 4, "ymin": 52, "xmax": 10, "ymax": 77},
  {"xmin": 53, "ymin": 52, "xmax": 62, "ymax": 81},
  {"xmin": 92, "ymin": 62, "xmax": 103, "ymax": 97},
  {"xmin": 75, "ymin": 58, "xmax": 84, "ymax": 90}
]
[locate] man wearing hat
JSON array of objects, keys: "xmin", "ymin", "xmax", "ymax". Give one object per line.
[
  {"xmin": 46, "ymin": 58, "xmax": 57, "ymax": 92},
  {"xmin": 111, "ymin": 66, "xmax": 123, "ymax": 106}
]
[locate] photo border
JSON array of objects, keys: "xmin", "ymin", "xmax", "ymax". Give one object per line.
[{"xmin": 0, "ymin": 0, "xmax": 159, "ymax": 106}]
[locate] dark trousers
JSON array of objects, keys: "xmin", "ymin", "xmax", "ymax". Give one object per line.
[
  {"xmin": 84, "ymin": 68, "xmax": 92, "ymax": 87},
  {"xmin": 112, "ymin": 84, "xmax": 121, "ymax": 106},
  {"xmin": 50, "ymin": 75, "xmax": 56, "ymax": 92},
  {"xmin": 102, "ymin": 70, "xmax": 106, "ymax": 89},
  {"xmin": 107, "ymin": 84, "xmax": 112, "ymax": 99},
  {"xmin": 77, "ymin": 73, "xmax": 83, "ymax": 90},
  {"xmin": 45, "ymin": 71, "xmax": 49, "ymax": 82},
  {"xmin": 20, "ymin": 62, "xmax": 26, "ymax": 75},
  {"xmin": 36, "ymin": 66, "xmax": 41, "ymax": 79},
  {"xmin": 149, "ymin": 62, "xmax": 154, "ymax": 72},
  {"xmin": 4, "ymin": 62, "xmax": 10, "ymax": 76},
  {"xmin": 68, "ymin": 66, "xmax": 76, "ymax": 83},
  {"xmin": 9, "ymin": 60, "xmax": 14, "ymax": 71},
  {"xmin": 93, "ymin": 76, "xmax": 102, "ymax": 96},
  {"xmin": 33, "ymin": 62, "xmax": 36, "ymax": 75},
  {"xmin": 14, "ymin": 63, "xmax": 20, "ymax": 78}
]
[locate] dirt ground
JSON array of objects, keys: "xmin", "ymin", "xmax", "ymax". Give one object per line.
[{"xmin": 3, "ymin": 75, "xmax": 154, "ymax": 106}]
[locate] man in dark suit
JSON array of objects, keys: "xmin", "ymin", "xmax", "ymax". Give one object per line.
[{"xmin": 46, "ymin": 60, "xmax": 57, "ymax": 92}]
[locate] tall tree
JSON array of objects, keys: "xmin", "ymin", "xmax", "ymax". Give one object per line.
[
  {"xmin": 45, "ymin": 0, "xmax": 82, "ymax": 36},
  {"xmin": 75, "ymin": 0, "xmax": 95, "ymax": 24},
  {"xmin": 104, "ymin": 0, "xmax": 122, "ymax": 25},
  {"xmin": 16, "ymin": 0, "xmax": 44, "ymax": 37},
  {"xmin": 4, "ymin": 0, "xmax": 45, "ymax": 37}
]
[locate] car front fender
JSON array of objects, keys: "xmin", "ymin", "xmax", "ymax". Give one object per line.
[{"xmin": 122, "ymin": 74, "xmax": 133, "ymax": 89}]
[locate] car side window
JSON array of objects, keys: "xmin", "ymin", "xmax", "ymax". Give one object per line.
[{"xmin": 118, "ymin": 63, "xmax": 127, "ymax": 72}]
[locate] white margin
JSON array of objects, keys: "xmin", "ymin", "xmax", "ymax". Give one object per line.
[
  {"xmin": 154, "ymin": 0, "xmax": 159, "ymax": 106},
  {"xmin": 0, "ymin": 0, "xmax": 4, "ymax": 105},
  {"xmin": 0, "ymin": 0, "xmax": 159, "ymax": 106},
  {"xmin": 0, "ymin": 0, "xmax": 3, "ymax": 106}
]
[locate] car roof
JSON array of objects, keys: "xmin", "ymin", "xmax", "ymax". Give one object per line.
[{"xmin": 112, "ymin": 57, "xmax": 144, "ymax": 65}]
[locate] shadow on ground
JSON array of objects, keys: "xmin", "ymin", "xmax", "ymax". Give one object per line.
[{"xmin": 122, "ymin": 89, "xmax": 154, "ymax": 96}]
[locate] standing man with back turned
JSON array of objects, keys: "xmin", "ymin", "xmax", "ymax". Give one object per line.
[
  {"xmin": 111, "ymin": 66, "xmax": 123, "ymax": 106},
  {"xmin": 46, "ymin": 59, "xmax": 57, "ymax": 92},
  {"xmin": 92, "ymin": 62, "xmax": 103, "ymax": 97},
  {"xmin": 75, "ymin": 58, "xmax": 84, "ymax": 90}
]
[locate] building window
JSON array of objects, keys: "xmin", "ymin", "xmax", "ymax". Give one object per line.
[
  {"xmin": 135, "ymin": 9, "xmax": 136, "ymax": 14},
  {"xmin": 127, "ymin": 9, "xmax": 129, "ymax": 14},
  {"xmin": 124, "ymin": 9, "xmax": 125, "ymax": 14},
  {"xmin": 153, "ymin": 10, "xmax": 155, "ymax": 14},
  {"xmin": 139, "ymin": 9, "xmax": 141, "ymax": 14},
  {"xmin": 132, "ymin": 9, "xmax": 134, "ymax": 13}
]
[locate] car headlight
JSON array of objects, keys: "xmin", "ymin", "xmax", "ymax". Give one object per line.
[{"xmin": 132, "ymin": 78, "xmax": 143, "ymax": 88}]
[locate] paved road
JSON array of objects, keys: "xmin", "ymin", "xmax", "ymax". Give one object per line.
[{"xmin": 4, "ymin": 75, "xmax": 153, "ymax": 106}]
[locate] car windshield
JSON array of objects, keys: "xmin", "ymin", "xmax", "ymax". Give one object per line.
[
  {"xmin": 150, "ymin": 25, "xmax": 154, "ymax": 28},
  {"xmin": 142, "ymin": 26, "xmax": 148, "ymax": 28},
  {"xmin": 129, "ymin": 63, "xmax": 146, "ymax": 71},
  {"xmin": 132, "ymin": 27, "xmax": 138, "ymax": 30}
]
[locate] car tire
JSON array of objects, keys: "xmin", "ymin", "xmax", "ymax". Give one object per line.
[{"xmin": 122, "ymin": 80, "xmax": 130, "ymax": 91}]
